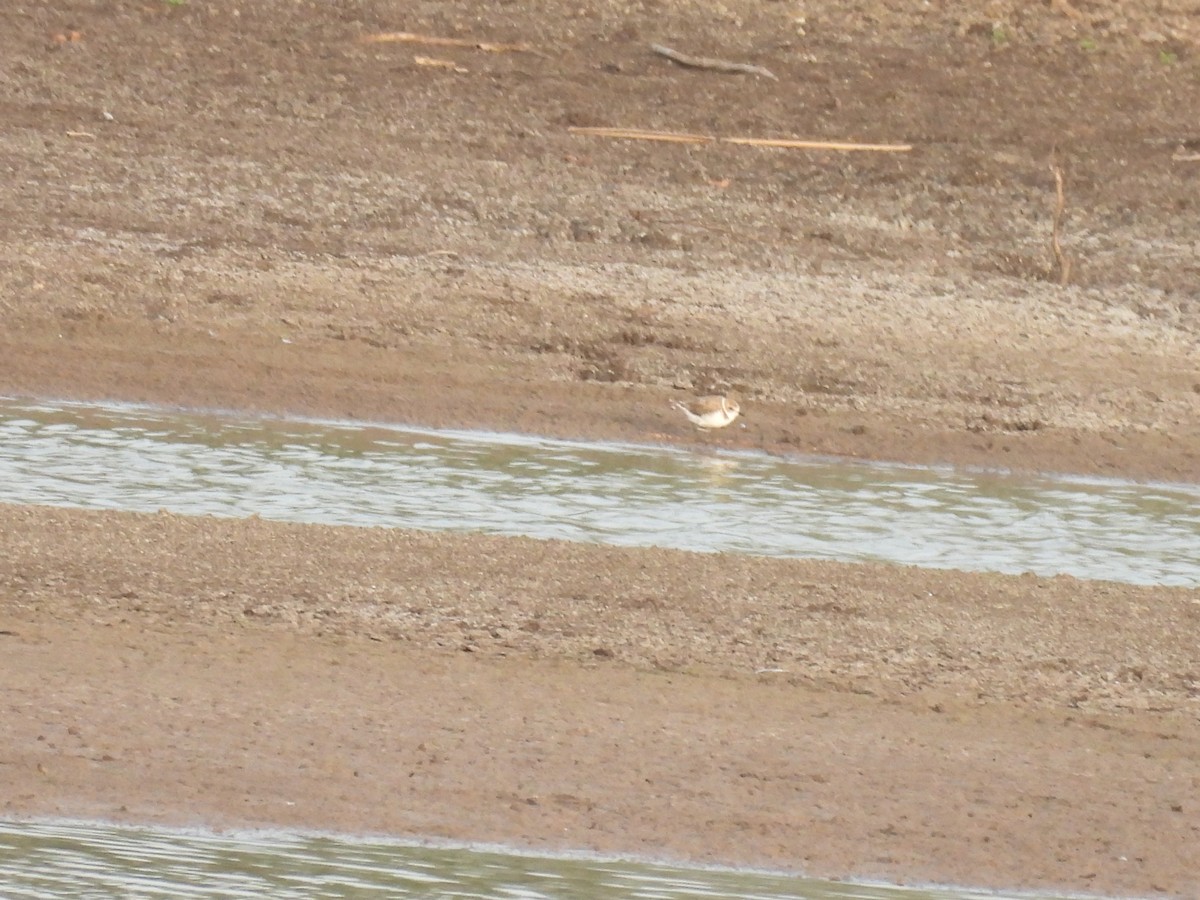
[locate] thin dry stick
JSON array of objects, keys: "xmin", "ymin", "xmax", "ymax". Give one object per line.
[
  {"xmin": 413, "ymin": 56, "xmax": 469, "ymax": 73},
  {"xmin": 1050, "ymin": 163, "xmax": 1072, "ymax": 286},
  {"xmin": 723, "ymin": 136, "xmax": 912, "ymax": 152},
  {"xmin": 650, "ymin": 43, "xmax": 778, "ymax": 81},
  {"xmin": 360, "ymin": 31, "xmax": 531, "ymax": 52},
  {"xmin": 569, "ymin": 127, "xmax": 911, "ymax": 153},
  {"xmin": 567, "ymin": 126, "xmax": 716, "ymax": 145}
]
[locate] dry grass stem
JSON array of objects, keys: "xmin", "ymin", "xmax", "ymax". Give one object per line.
[
  {"xmin": 1050, "ymin": 163, "xmax": 1073, "ymax": 286},
  {"xmin": 413, "ymin": 56, "xmax": 469, "ymax": 73},
  {"xmin": 569, "ymin": 127, "xmax": 911, "ymax": 153},
  {"xmin": 722, "ymin": 136, "xmax": 913, "ymax": 152},
  {"xmin": 567, "ymin": 127, "xmax": 715, "ymax": 144}
]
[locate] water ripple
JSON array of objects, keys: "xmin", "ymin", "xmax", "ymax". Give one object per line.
[
  {"xmin": 0, "ymin": 820, "xmax": 1047, "ymax": 899},
  {"xmin": 1, "ymin": 398, "xmax": 1197, "ymax": 586}
]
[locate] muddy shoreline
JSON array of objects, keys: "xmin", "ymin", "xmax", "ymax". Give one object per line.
[{"xmin": 3, "ymin": 319, "xmax": 1197, "ymax": 485}]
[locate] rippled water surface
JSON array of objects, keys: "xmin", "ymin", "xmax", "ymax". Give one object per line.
[
  {"xmin": 0, "ymin": 820, "xmax": 1057, "ymax": 899},
  {"xmin": 1, "ymin": 398, "xmax": 1197, "ymax": 586}
]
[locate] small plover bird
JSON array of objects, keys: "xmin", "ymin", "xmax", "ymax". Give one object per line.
[{"xmin": 670, "ymin": 395, "xmax": 740, "ymax": 430}]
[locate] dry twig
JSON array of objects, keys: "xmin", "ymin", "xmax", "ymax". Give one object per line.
[
  {"xmin": 569, "ymin": 126, "xmax": 911, "ymax": 153},
  {"xmin": 413, "ymin": 56, "xmax": 469, "ymax": 73},
  {"xmin": 567, "ymin": 126, "xmax": 715, "ymax": 145},
  {"xmin": 650, "ymin": 43, "xmax": 778, "ymax": 81},
  {"xmin": 360, "ymin": 31, "xmax": 531, "ymax": 53},
  {"xmin": 723, "ymin": 136, "xmax": 912, "ymax": 152},
  {"xmin": 1050, "ymin": 162, "xmax": 1072, "ymax": 286}
]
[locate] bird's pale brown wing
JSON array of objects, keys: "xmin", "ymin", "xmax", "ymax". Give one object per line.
[{"xmin": 688, "ymin": 396, "xmax": 729, "ymax": 416}]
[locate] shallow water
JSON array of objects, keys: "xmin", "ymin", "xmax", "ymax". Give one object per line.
[
  {"xmin": 0, "ymin": 820, "xmax": 1059, "ymax": 900},
  {"xmin": 1, "ymin": 398, "xmax": 1197, "ymax": 586}
]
